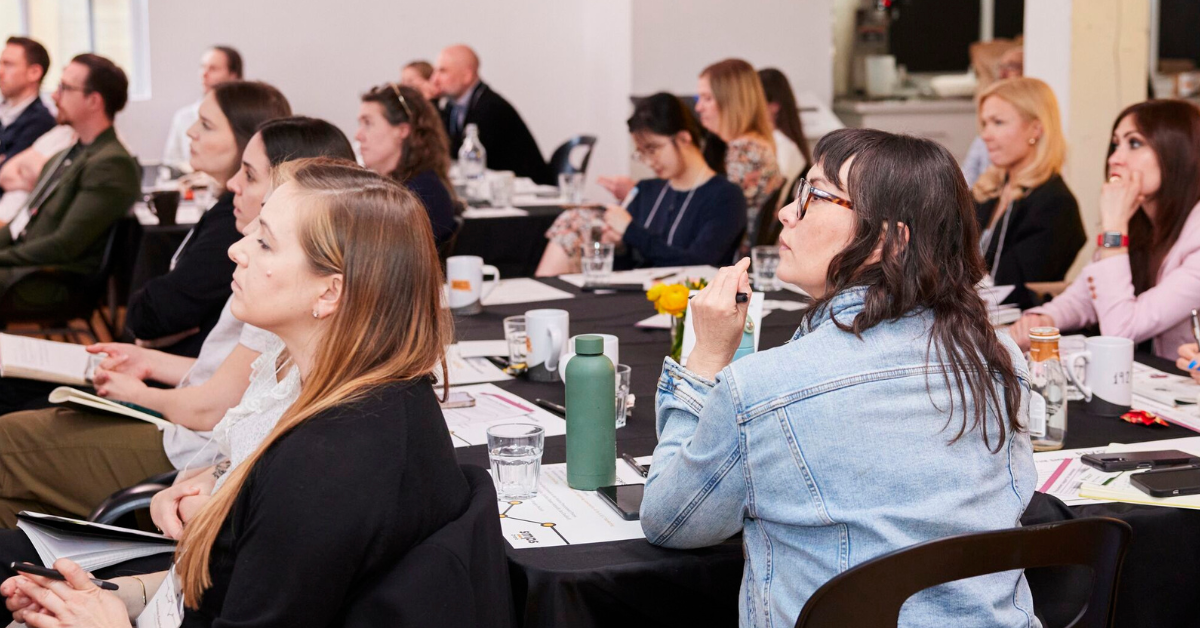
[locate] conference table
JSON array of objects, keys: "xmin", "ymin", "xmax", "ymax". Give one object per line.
[{"xmin": 451, "ymin": 278, "xmax": 1200, "ymax": 628}]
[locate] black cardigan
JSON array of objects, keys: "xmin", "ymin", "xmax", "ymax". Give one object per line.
[
  {"xmin": 975, "ymin": 174, "xmax": 1086, "ymax": 309},
  {"xmin": 442, "ymin": 82, "xmax": 554, "ymax": 185},
  {"xmin": 124, "ymin": 192, "xmax": 239, "ymax": 357},
  {"xmin": 183, "ymin": 379, "xmax": 471, "ymax": 628}
]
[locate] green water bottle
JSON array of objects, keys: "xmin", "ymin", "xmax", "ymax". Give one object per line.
[{"xmin": 565, "ymin": 335, "xmax": 616, "ymax": 490}]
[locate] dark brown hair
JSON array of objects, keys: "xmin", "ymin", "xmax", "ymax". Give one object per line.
[
  {"xmin": 803, "ymin": 128, "xmax": 1024, "ymax": 452},
  {"xmin": 211, "ymin": 45, "xmax": 243, "ymax": 79},
  {"xmin": 70, "ymin": 53, "xmax": 127, "ymax": 120},
  {"xmin": 211, "ymin": 81, "xmax": 292, "ymax": 179},
  {"xmin": 404, "ymin": 60, "xmax": 433, "ymax": 80},
  {"xmin": 6, "ymin": 37, "xmax": 49, "ymax": 85},
  {"xmin": 627, "ymin": 92, "xmax": 703, "ymax": 148},
  {"xmin": 361, "ymin": 82, "xmax": 452, "ymax": 193},
  {"xmin": 1107, "ymin": 100, "xmax": 1200, "ymax": 294},
  {"xmin": 758, "ymin": 68, "xmax": 811, "ymax": 167}
]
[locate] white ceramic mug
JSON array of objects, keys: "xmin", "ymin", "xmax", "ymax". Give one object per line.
[
  {"xmin": 526, "ymin": 309, "xmax": 569, "ymax": 382},
  {"xmin": 446, "ymin": 255, "xmax": 500, "ymax": 315},
  {"xmin": 559, "ymin": 334, "xmax": 620, "ymax": 384},
  {"xmin": 1064, "ymin": 336, "xmax": 1134, "ymax": 417}
]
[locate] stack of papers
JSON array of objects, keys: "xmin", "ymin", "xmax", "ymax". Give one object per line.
[
  {"xmin": 16, "ymin": 512, "xmax": 175, "ymax": 572},
  {"xmin": 1130, "ymin": 363, "xmax": 1200, "ymax": 432},
  {"xmin": 559, "ymin": 266, "xmax": 719, "ymax": 290},
  {"xmin": 441, "ymin": 384, "xmax": 565, "ymax": 448}
]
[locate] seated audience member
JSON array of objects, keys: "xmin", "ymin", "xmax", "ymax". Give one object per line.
[
  {"xmin": 163, "ymin": 46, "xmax": 243, "ymax": 171},
  {"xmin": 0, "ymin": 53, "xmax": 140, "ymax": 311},
  {"xmin": 433, "ymin": 44, "xmax": 554, "ymax": 184},
  {"xmin": 641, "ymin": 128, "xmax": 1035, "ymax": 627},
  {"xmin": 1011, "ymin": 100, "xmax": 1200, "ymax": 359},
  {"xmin": 0, "ymin": 124, "xmax": 75, "ymax": 223},
  {"xmin": 401, "ymin": 59, "xmax": 441, "ymax": 101},
  {"xmin": 973, "ymin": 77, "xmax": 1084, "ymax": 309},
  {"xmin": 697, "ymin": 59, "xmax": 784, "ymax": 252},
  {"xmin": 358, "ymin": 83, "xmax": 457, "ymax": 243},
  {"xmin": 0, "ymin": 37, "xmax": 56, "ymax": 166},
  {"xmin": 1, "ymin": 160, "xmax": 470, "ymax": 628},
  {"xmin": 963, "ymin": 46, "xmax": 1023, "ymax": 187},
  {"xmin": 0, "ymin": 118, "xmax": 356, "ymax": 528},
  {"xmin": 757, "ymin": 67, "xmax": 810, "ymax": 186},
  {"xmin": 537, "ymin": 93, "xmax": 746, "ymax": 275}
]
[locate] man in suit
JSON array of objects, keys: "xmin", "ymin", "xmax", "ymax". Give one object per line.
[
  {"xmin": 0, "ymin": 53, "xmax": 139, "ymax": 312},
  {"xmin": 433, "ymin": 45, "xmax": 555, "ymax": 185},
  {"xmin": 0, "ymin": 37, "xmax": 56, "ymax": 166}
]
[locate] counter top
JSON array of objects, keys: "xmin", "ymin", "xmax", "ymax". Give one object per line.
[{"xmin": 833, "ymin": 97, "xmax": 976, "ymax": 115}]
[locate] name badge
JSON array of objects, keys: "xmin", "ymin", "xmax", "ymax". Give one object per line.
[{"xmin": 137, "ymin": 565, "xmax": 184, "ymax": 628}]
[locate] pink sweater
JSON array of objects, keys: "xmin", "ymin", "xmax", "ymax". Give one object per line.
[{"xmin": 1032, "ymin": 202, "xmax": 1200, "ymax": 360}]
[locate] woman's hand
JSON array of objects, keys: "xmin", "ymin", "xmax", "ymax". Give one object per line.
[
  {"xmin": 150, "ymin": 483, "xmax": 203, "ymax": 539},
  {"xmin": 602, "ymin": 204, "xmax": 633, "ymax": 237},
  {"xmin": 1177, "ymin": 343, "xmax": 1200, "ymax": 384},
  {"xmin": 92, "ymin": 369, "xmax": 150, "ymax": 404},
  {"xmin": 7, "ymin": 559, "xmax": 132, "ymax": 628},
  {"xmin": 683, "ymin": 258, "xmax": 752, "ymax": 380},
  {"xmin": 3, "ymin": 573, "xmax": 45, "ymax": 622},
  {"xmin": 1099, "ymin": 170, "xmax": 1144, "ymax": 235},
  {"xmin": 1008, "ymin": 313, "xmax": 1055, "ymax": 352},
  {"xmin": 596, "ymin": 176, "xmax": 634, "ymax": 203},
  {"xmin": 86, "ymin": 344, "xmax": 155, "ymax": 381}
]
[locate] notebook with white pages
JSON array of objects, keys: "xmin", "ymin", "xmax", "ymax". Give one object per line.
[
  {"xmin": 16, "ymin": 512, "xmax": 175, "ymax": 572},
  {"xmin": 0, "ymin": 334, "xmax": 101, "ymax": 386}
]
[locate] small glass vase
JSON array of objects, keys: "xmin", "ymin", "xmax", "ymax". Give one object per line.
[{"xmin": 669, "ymin": 315, "xmax": 685, "ymax": 363}]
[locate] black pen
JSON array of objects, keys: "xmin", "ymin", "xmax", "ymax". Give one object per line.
[
  {"xmin": 10, "ymin": 562, "xmax": 120, "ymax": 591},
  {"xmin": 621, "ymin": 453, "xmax": 649, "ymax": 478},
  {"xmin": 534, "ymin": 398, "xmax": 566, "ymax": 417},
  {"xmin": 689, "ymin": 292, "xmax": 750, "ymax": 304}
]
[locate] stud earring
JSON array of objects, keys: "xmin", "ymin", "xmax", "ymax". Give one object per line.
[
  {"xmin": 312, "ymin": 309, "xmax": 319, "ymax": 319},
  {"xmin": 1028, "ymin": 137, "xmax": 1037, "ymax": 145}
]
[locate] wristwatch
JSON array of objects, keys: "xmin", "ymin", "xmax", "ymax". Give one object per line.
[{"xmin": 1098, "ymin": 232, "xmax": 1129, "ymax": 248}]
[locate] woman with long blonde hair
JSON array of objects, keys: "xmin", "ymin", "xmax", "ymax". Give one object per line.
[
  {"xmin": 0, "ymin": 159, "xmax": 468, "ymax": 627},
  {"xmin": 973, "ymin": 76, "xmax": 1085, "ymax": 308}
]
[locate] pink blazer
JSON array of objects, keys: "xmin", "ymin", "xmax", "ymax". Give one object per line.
[{"xmin": 1031, "ymin": 201, "xmax": 1200, "ymax": 360}]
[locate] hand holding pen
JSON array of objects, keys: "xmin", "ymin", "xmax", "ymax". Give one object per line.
[
  {"xmin": 1177, "ymin": 310, "xmax": 1200, "ymax": 384},
  {"xmin": 681, "ymin": 258, "xmax": 753, "ymax": 380}
]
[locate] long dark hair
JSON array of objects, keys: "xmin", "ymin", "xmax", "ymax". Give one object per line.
[
  {"xmin": 257, "ymin": 116, "xmax": 355, "ymax": 166},
  {"xmin": 211, "ymin": 81, "xmax": 292, "ymax": 178},
  {"xmin": 758, "ymin": 68, "xmax": 811, "ymax": 167},
  {"xmin": 802, "ymin": 128, "xmax": 1023, "ymax": 452},
  {"xmin": 1107, "ymin": 100, "xmax": 1200, "ymax": 294},
  {"xmin": 361, "ymin": 82, "xmax": 453, "ymax": 194},
  {"xmin": 628, "ymin": 92, "xmax": 704, "ymax": 148}
]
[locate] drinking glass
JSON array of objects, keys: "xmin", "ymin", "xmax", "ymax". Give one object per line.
[
  {"xmin": 559, "ymin": 172, "xmax": 585, "ymax": 204},
  {"xmin": 490, "ymin": 171, "xmax": 515, "ymax": 207},
  {"xmin": 503, "ymin": 315, "xmax": 528, "ymax": 371},
  {"xmin": 487, "ymin": 423, "xmax": 545, "ymax": 500},
  {"xmin": 615, "ymin": 364, "xmax": 632, "ymax": 429},
  {"xmin": 751, "ymin": 245, "xmax": 781, "ymax": 292},
  {"xmin": 581, "ymin": 241, "xmax": 615, "ymax": 285}
]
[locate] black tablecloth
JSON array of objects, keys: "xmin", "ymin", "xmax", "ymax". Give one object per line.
[
  {"xmin": 451, "ymin": 280, "xmax": 1200, "ymax": 628},
  {"xmin": 452, "ymin": 206, "xmax": 563, "ymax": 278}
]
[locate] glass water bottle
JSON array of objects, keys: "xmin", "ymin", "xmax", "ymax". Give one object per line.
[{"xmin": 1027, "ymin": 327, "xmax": 1068, "ymax": 451}]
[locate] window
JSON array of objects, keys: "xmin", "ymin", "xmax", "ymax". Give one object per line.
[{"xmin": 0, "ymin": 0, "xmax": 150, "ymax": 100}]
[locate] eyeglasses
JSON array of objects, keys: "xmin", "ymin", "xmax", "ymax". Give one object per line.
[
  {"xmin": 793, "ymin": 178, "xmax": 854, "ymax": 220},
  {"xmin": 55, "ymin": 81, "xmax": 87, "ymax": 95},
  {"xmin": 386, "ymin": 83, "xmax": 413, "ymax": 119},
  {"xmin": 631, "ymin": 141, "xmax": 671, "ymax": 163}
]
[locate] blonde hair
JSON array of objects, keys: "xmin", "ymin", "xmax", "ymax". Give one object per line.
[
  {"xmin": 701, "ymin": 58, "xmax": 775, "ymax": 148},
  {"xmin": 175, "ymin": 158, "xmax": 452, "ymax": 607},
  {"xmin": 972, "ymin": 77, "xmax": 1066, "ymax": 202}
]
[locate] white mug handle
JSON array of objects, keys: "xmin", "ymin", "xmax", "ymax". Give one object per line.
[
  {"xmin": 545, "ymin": 327, "xmax": 564, "ymax": 372},
  {"xmin": 481, "ymin": 265, "xmax": 502, "ymax": 301},
  {"xmin": 1064, "ymin": 351, "xmax": 1092, "ymax": 402}
]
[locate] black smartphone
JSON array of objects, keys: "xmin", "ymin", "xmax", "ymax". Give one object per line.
[
  {"xmin": 1080, "ymin": 450, "xmax": 1200, "ymax": 472},
  {"xmin": 597, "ymin": 484, "xmax": 644, "ymax": 521},
  {"xmin": 1131, "ymin": 465, "xmax": 1200, "ymax": 498},
  {"xmin": 9, "ymin": 562, "xmax": 120, "ymax": 591}
]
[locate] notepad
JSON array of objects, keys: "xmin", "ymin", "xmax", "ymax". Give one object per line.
[
  {"xmin": 16, "ymin": 512, "xmax": 175, "ymax": 572},
  {"xmin": 0, "ymin": 334, "xmax": 101, "ymax": 386},
  {"xmin": 48, "ymin": 387, "xmax": 172, "ymax": 429}
]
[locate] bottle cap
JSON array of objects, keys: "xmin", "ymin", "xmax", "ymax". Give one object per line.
[
  {"xmin": 575, "ymin": 335, "xmax": 605, "ymax": 355},
  {"xmin": 1029, "ymin": 326, "xmax": 1061, "ymax": 341}
]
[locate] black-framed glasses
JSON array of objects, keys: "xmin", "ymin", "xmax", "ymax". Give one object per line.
[
  {"xmin": 631, "ymin": 140, "xmax": 672, "ymax": 163},
  {"xmin": 386, "ymin": 83, "xmax": 413, "ymax": 119},
  {"xmin": 55, "ymin": 81, "xmax": 87, "ymax": 95},
  {"xmin": 793, "ymin": 177, "xmax": 854, "ymax": 220}
]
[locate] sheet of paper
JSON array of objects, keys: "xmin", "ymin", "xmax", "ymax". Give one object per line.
[
  {"xmin": 441, "ymin": 384, "xmax": 565, "ymax": 448},
  {"xmin": 558, "ymin": 266, "xmax": 719, "ymax": 289},
  {"xmin": 497, "ymin": 460, "xmax": 647, "ymax": 548},
  {"xmin": 635, "ymin": 313, "xmax": 674, "ymax": 329},
  {"xmin": 454, "ymin": 340, "xmax": 510, "ymax": 359},
  {"xmin": 137, "ymin": 566, "xmax": 184, "ymax": 628},
  {"xmin": 1033, "ymin": 447, "xmax": 1112, "ymax": 506},
  {"xmin": 680, "ymin": 291, "xmax": 765, "ymax": 365},
  {"xmin": 481, "ymin": 278, "xmax": 575, "ymax": 306},
  {"xmin": 433, "ymin": 351, "xmax": 512, "ymax": 387},
  {"xmin": 0, "ymin": 334, "xmax": 98, "ymax": 385},
  {"xmin": 462, "ymin": 207, "xmax": 530, "ymax": 219}
]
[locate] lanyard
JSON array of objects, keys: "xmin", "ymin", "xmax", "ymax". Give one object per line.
[{"xmin": 642, "ymin": 183, "xmax": 698, "ymax": 247}]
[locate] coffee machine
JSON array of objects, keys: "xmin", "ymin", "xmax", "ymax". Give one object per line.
[{"xmin": 851, "ymin": 0, "xmax": 903, "ymax": 97}]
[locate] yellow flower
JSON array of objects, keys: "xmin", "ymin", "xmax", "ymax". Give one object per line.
[
  {"xmin": 659, "ymin": 287, "xmax": 690, "ymax": 316},
  {"xmin": 646, "ymin": 283, "xmax": 665, "ymax": 303}
]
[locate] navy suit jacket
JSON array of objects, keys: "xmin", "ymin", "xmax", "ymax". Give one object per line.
[{"xmin": 0, "ymin": 98, "xmax": 56, "ymax": 163}]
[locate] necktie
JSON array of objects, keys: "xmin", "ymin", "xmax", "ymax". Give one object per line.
[{"xmin": 8, "ymin": 143, "xmax": 81, "ymax": 241}]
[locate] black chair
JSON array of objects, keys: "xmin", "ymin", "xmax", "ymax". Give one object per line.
[
  {"xmin": 88, "ymin": 469, "xmax": 178, "ymax": 528},
  {"xmin": 548, "ymin": 135, "xmax": 597, "ymax": 177},
  {"xmin": 342, "ymin": 465, "xmax": 516, "ymax": 628},
  {"xmin": 751, "ymin": 185, "xmax": 786, "ymax": 247},
  {"xmin": 794, "ymin": 517, "xmax": 1132, "ymax": 628},
  {"xmin": 438, "ymin": 215, "xmax": 466, "ymax": 266},
  {"xmin": 0, "ymin": 219, "xmax": 132, "ymax": 343}
]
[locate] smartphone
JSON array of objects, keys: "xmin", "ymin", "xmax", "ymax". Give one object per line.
[
  {"xmin": 1131, "ymin": 465, "xmax": 1200, "ymax": 498},
  {"xmin": 439, "ymin": 392, "xmax": 475, "ymax": 409},
  {"xmin": 9, "ymin": 562, "xmax": 120, "ymax": 591},
  {"xmin": 1080, "ymin": 450, "xmax": 1200, "ymax": 472},
  {"xmin": 597, "ymin": 484, "xmax": 644, "ymax": 521}
]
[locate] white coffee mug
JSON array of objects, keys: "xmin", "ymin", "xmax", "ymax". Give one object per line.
[
  {"xmin": 559, "ymin": 334, "xmax": 620, "ymax": 383},
  {"xmin": 526, "ymin": 309, "xmax": 569, "ymax": 382},
  {"xmin": 1064, "ymin": 336, "xmax": 1134, "ymax": 417},
  {"xmin": 446, "ymin": 256, "xmax": 500, "ymax": 315}
]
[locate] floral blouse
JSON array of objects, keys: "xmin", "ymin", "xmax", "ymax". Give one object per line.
[{"xmin": 726, "ymin": 135, "xmax": 784, "ymax": 250}]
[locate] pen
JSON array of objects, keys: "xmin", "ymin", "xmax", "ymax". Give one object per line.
[
  {"xmin": 689, "ymin": 292, "xmax": 751, "ymax": 304},
  {"xmin": 534, "ymin": 398, "xmax": 566, "ymax": 417},
  {"xmin": 1190, "ymin": 309, "xmax": 1200, "ymax": 370},
  {"xmin": 621, "ymin": 453, "xmax": 649, "ymax": 478},
  {"xmin": 484, "ymin": 356, "xmax": 509, "ymax": 369},
  {"xmin": 10, "ymin": 562, "xmax": 120, "ymax": 591},
  {"xmin": 619, "ymin": 186, "xmax": 640, "ymax": 210}
]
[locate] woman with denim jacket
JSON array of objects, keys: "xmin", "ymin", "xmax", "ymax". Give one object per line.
[{"xmin": 641, "ymin": 128, "xmax": 1039, "ymax": 628}]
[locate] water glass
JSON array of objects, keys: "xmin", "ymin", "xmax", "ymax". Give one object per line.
[
  {"xmin": 615, "ymin": 364, "xmax": 632, "ymax": 429},
  {"xmin": 559, "ymin": 172, "xmax": 585, "ymax": 204},
  {"xmin": 581, "ymin": 241, "xmax": 615, "ymax": 285},
  {"xmin": 487, "ymin": 423, "xmax": 545, "ymax": 500},
  {"xmin": 751, "ymin": 245, "xmax": 781, "ymax": 292},
  {"xmin": 503, "ymin": 315, "xmax": 528, "ymax": 371},
  {"xmin": 490, "ymin": 171, "xmax": 515, "ymax": 207}
]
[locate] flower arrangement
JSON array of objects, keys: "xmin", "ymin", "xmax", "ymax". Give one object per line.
[{"xmin": 647, "ymin": 278, "xmax": 708, "ymax": 362}]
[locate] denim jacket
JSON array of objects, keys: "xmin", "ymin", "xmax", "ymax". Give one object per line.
[{"xmin": 642, "ymin": 287, "xmax": 1039, "ymax": 628}]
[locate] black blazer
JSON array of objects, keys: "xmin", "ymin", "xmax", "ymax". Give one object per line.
[
  {"xmin": 0, "ymin": 98, "xmax": 55, "ymax": 163},
  {"xmin": 442, "ymin": 82, "xmax": 554, "ymax": 185},
  {"xmin": 124, "ymin": 192, "xmax": 240, "ymax": 357},
  {"xmin": 975, "ymin": 174, "xmax": 1086, "ymax": 309}
]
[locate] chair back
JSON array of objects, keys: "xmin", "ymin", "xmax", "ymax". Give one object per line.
[
  {"xmin": 794, "ymin": 517, "xmax": 1132, "ymax": 628},
  {"xmin": 751, "ymin": 185, "xmax": 785, "ymax": 247},
  {"xmin": 88, "ymin": 469, "xmax": 179, "ymax": 529},
  {"xmin": 343, "ymin": 464, "xmax": 515, "ymax": 628},
  {"xmin": 548, "ymin": 135, "xmax": 598, "ymax": 176},
  {"xmin": 438, "ymin": 214, "xmax": 466, "ymax": 266}
]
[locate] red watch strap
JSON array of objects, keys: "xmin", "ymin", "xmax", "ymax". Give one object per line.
[{"xmin": 1097, "ymin": 233, "xmax": 1129, "ymax": 247}]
